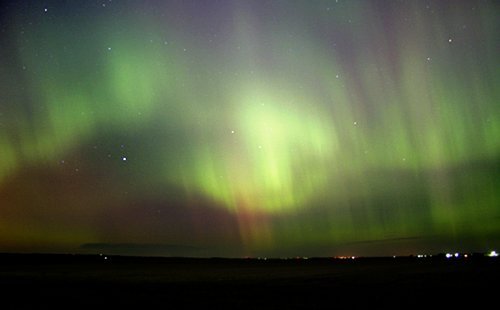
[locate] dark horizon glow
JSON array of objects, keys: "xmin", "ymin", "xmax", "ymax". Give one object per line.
[{"xmin": 0, "ymin": 0, "xmax": 499, "ymax": 257}]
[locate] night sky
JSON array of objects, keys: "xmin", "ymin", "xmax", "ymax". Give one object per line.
[{"xmin": 0, "ymin": 0, "xmax": 499, "ymax": 258}]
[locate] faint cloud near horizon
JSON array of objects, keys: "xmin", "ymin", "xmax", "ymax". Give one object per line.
[{"xmin": 79, "ymin": 243, "xmax": 205, "ymax": 257}]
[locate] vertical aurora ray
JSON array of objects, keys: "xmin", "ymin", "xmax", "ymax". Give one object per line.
[{"xmin": 0, "ymin": 0, "xmax": 498, "ymax": 256}]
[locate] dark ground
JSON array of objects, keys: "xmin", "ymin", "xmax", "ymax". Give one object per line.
[{"xmin": 0, "ymin": 253, "xmax": 498, "ymax": 309}]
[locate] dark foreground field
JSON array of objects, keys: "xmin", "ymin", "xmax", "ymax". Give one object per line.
[{"xmin": 1, "ymin": 253, "xmax": 498, "ymax": 308}]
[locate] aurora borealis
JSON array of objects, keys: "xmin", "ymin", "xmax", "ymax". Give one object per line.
[{"xmin": 0, "ymin": 0, "xmax": 499, "ymax": 257}]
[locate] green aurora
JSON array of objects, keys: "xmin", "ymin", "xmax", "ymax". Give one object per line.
[{"xmin": 0, "ymin": 0, "xmax": 499, "ymax": 257}]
